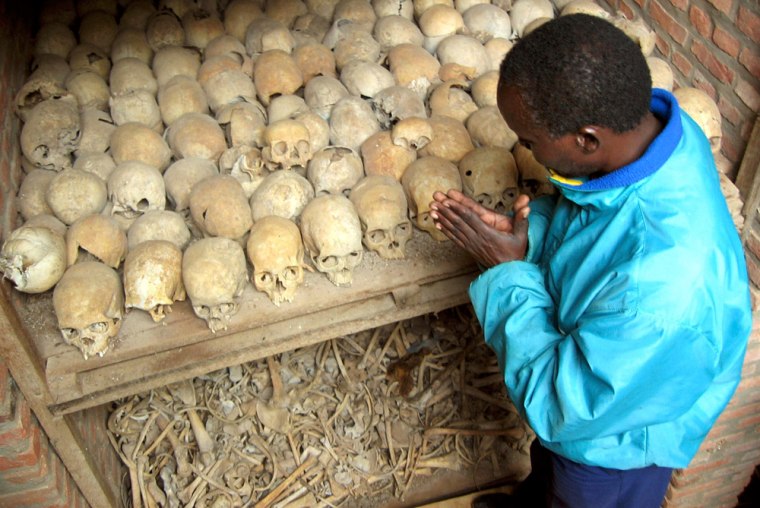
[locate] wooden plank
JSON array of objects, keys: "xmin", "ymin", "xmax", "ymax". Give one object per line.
[
  {"xmin": 48, "ymin": 272, "xmax": 476, "ymax": 415},
  {"xmin": 736, "ymin": 116, "xmax": 760, "ymax": 220},
  {"xmin": 0, "ymin": 283, "xmax": 119, "ymax": 507}
]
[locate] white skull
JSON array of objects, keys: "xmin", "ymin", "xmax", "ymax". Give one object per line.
[
  {"xmin": 262, "ymin": 119, "xmax": 313, "ymax": 171},
  {"xmin": 110, "ymin": 28, "xmax": 154, "ymax": 65},
  {"xmin": 459, "ymin": 147, "xmax": 518, "ymax": 212},
  {"xmin": 471, "ymin": 71, "xmax": 499, "ymax": 108},
  {"xmin": 73, "ymin": 152, "xmax": 117, "ymax": 182},
  {"xmin": 509, "ymin": 0, "xmax": 555, "ymax": 38},
  {"xmin": 304, "ymin": 76, "xmax": 350, "ymax": 121},
  {"xmin": 673, "ymin": 87, "xmax": 722, "ymax": 155},
  {"xmin": 17, "ymin": 169, "xmax": 56, "ymax": 221},
  {"xmin": 372, "ymin": 86, "xmax": 427, "ymax": 129},
  {"xmin": 484, "ymin": 37, "xmax": 513, "ymax": 72},
  {"xmin": 66, "ymin": 214, "xmax": 128, "ymax": 268},
  {"xmin": 467, "ymin": 106, "xmax": 519, "ymax": 151},
  {"xmin": 462, "ymin": 4, "xmax": 512, "ymax": 43},
  {"xmin": 152, "ymin": 45, "xmax": 201, "ymax": 87},
  {"xmin": 333, "ymin": 30, "xmax": 381, "ymax": 72},
  {"xmin": 267, "ymin": 95, "xmax": 310, "ymax": 123},
  {"xmin": 202, "ymin": 68, "xmax": 257, "ymax": 113},
  {"xmin": 391, "ymin": 117, "xmax": 434, "ymax": 151},
  {"xmin": 419, "ymin": 5, "xmax": 464, "ymax": 54},
  {"xmin": 401, "ymin": 155, "xmax": 463, "ymax": 241},
  {"xmin": 53, "ymin": 261, "xmax": 123, "ymax": 359},
  {"xmin": 146, "ymin": 10, "xmax": 186, "ymax": 52},
  {"xmin": 107, "ymin": 161, "xmax": 166, "ymax": 223},
  {"xmin": 244, "ymin": 17, "xmax": 295, "ymax": 55},
  {"xmin": 182, "ymin": 237, "xmax": 248, "ymax": 333},
  {"xmin": 435, "ymin": 34, "xmax": 491, "ymax": 79},
  {"xmin": 300, "ymin": 194, "xmax": 364, "ymax": 286},
  {"xmin": 46, "ymin": 169, "xmax": 108, "ymax": 225},
  {"xmin": 20, "ymin": 96, "xmax": 81, "ymax": 171},
  {"xmin": 0, "ymin": 224, "xmax": 67, "ymax": 293},
  {"xmin": 340, "ymin": 60, "xmax": 395, "ymax": 99},
  {"xmin": 612, "ymin": 14, "xmax": 656, "ymax": 57},
  {"xmin": 216, "ymin": 99, "xmax": 267, "ymax": 148},
  {"xmin": 69, "ymin": 43, "xmax": 111, "ymax": 80},
  {"xmin": 127, "ymin": 210, "xmax": 192, "ymax": 251},
  {"xmin": 65, "ymin": 69, "xmax": 110, "ymax": 111},
  {"xmin": 307, "ymin": 146, "xmax": 365, "ymax": 197},
  {"xmin": 349, "ymin": 175, "xmax": 412, "ymax": 260},
  {"xmin": 647, "ymin": 57, "xmax": 674, "ymax": 92},
  {"xmin": 189, "ymin": 175, "xmax": 253, "ymax": 241},
  {"xmin": 428, "ymin": 79, "xmax": 479, "ymax": 123},
  {"xmin": 109, "ymin": 57, "xmax": 157, "ymax": 96},
  {"xmin": 109, "ymin": 89, "xmax": 163, "ymax": 132},
  {"xmin": 124, "ymin": 240, "xmax": 186, "ymax": 322},
  {"xmin": 329, "ymin": 96, "xmax": 381, "ymax": 153},
  {"xmin": 372, "ymin": 15, "xmax": 424, "ymax": 51},
  {"xmin": 166, "ymin": 112, "xmax": 228, "ymax": 161},
  {"xmin": 163, "ymin": 157, "xmax": 219, "ymax": 212},
  {"xmin": 250, "ymin": 170, "xmax": 315, "ymax": 222},
  {"xmin": 14, "ymin": 56, "xmax": 70, "ymax": 123},
  {"xmin": 219, "ymin": 145, "xmax": 268, "ymax": 198},
  {"xmin": 246, "ymin": 216, "xmax": 308, "ymax": 305},
  {"xmin": 76, "ymin": 108, "xmax": 116, "ymax": 158},
  {"xmin": 110, "ymin": 122, "xmax": 172, "ymax": 172},
  {"xmin": 294, "ymin": 111, "xmax": 331, "ymax": 154},
  {"xmin": 372, "ymin": 0, "xmax": 414, "ymax": 19},
  {"xmin": 418, "ymin": 115, "xmax": 474, "ymax": 163},
  {"xmin": 361, "ymin": 130, "xmax": 418, "ymax": 181},
  {"xmin": 387, "ymin": 44, "xmax": 440, "ymax": 96}
]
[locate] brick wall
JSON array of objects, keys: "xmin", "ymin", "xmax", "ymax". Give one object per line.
[
  {"xmin": 605, "ymin": 0, "xmax": 760, "ymax": 179},
  {"xmin": 600, "ymin": 1, "xmax": 760, "ymax": 506}
]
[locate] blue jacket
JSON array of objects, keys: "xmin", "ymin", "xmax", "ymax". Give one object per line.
[{"xmin": 469, "ymin": 89, "xmax": 751, "ymax": 469}]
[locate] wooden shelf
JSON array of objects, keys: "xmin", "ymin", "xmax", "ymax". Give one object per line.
[{"xmin": 11, "ymin": 232, "xmax": 477, "ymax": 416}]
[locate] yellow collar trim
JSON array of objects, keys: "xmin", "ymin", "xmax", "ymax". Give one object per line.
[{"xmin": 548, "ymin": 169, "xmax": 585, "ymax": 187}]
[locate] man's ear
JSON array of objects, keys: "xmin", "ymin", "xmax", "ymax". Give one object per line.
[{"xmin": 576, "ymin": 126, "xmax": 601, "ymax": 153}]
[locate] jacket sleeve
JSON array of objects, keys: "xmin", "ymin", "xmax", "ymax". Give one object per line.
[
  {"xmin": 523, "ymin": 195, "xmax": 557, "ymax": 264},
  {"xmin": 469, "ymin": 261, "xmax": 723, "ymax": 443}
]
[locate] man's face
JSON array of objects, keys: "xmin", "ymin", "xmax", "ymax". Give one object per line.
[{"xmin": 497, "ymin": 84, "xmax": 599, "ymax": 179}]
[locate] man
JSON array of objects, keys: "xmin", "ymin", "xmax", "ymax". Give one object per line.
[{"xmin": 430, "ymin": 14, "xmax": 751, "ymax": 508}]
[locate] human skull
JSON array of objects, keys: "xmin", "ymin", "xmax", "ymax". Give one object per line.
[
  {"xmin": 387, "ymin": 44, "xmax": 440, "ymax": 96},
  {"xmin": 18, "ymin": 169, "xmax": 56, "ymax": 221},
  {"xmin": 68, "ymin": 43, "xmax": 111, "ymax": 80},
  {"xmin": 513, "ymin": 143, "xmax": 554, "ymax": 199},
  {"xmin": 428, "ymin": 80, "xmax": 479, "ymax": 123},
  {"xmin": 438, "ymin": 62, "xmax": 477, "ymax": 82},
  {"xmin": 35, "ymin": 22, "xmax": 77, "ymax": 59},
  {"xmin": 414, "ymin": 0, "xmax": 455, "ymax": 20},
  {"xmin": 436, "ymin": 34, "xmax": 491, "ymax": 79},
  {"xmin": 462, "ymin": 4, "xmax": 512, "ymax": 43},
  {"xmin": 267, "ymin": 95, "xmax": 310, "ymax": 123},
  {"xmin": 647, "ymin": 57, "xmax": 674, "ymax": 92},
  {"xmin": 361, "ymin": 130, "xmax": 418, "ymax": 181},
  {"xmin": 244, "ymin": 17, "xmax": 295, "ymax": 55},
  {"xmin": 40, "ymin": 0, "xmax": 77, "ymax": 26},
  {"xmin": 78, "ymin": 9, "xmax": 118, "ymax": 52},
  {"xmin": 466, "ymin": 106, "xmax": 519, "ymax": 150},
  {"xmin": 419, "ymin": 5, "xmax": 464, "ymax": 54},
  {"xmin": 250, "ymin": 170, "xmax": 315, "ymax": 222},
  {"xmin": 509, "ymin": 0, "xmax": 555, "ymax": 38},
  {"xmin": 484, "ymin": 38, "xmax": 512, "ymax": 72},
  {"xmin": 253, "ymin": 50, "xmax": 304, "ymax": 106},
  {"xmin": 372, "ymin": 15, "xmax": 424, "ymax": 51},
  {"xmin": 293, "ymin": 41, "xmax": 337, "ymax": 83},
  {"xmin": 471, "ymin": 71, "xmax": 499, "ymax": 108},
  {"xmin": 146, "ymin": 10, "xmax": 186, "ymax": 52},
  {"xmin": 349, "ymin": 175, "xmax": 412, "ymax": 259},
  {"xmin": 197, "ymin": 53, "xmax": 246, "ymax": 88},
  {"xmin": 109, "ymin": 58, "xmax": 158, "ymax": 97},
  {"xmin": 459, "ymin": 147, "xmax": 518, "ymax": 212},
  {"xmin": 202, "ymin": 68, "xmax": 257, "ymax": 113},
  {"xmin": 295, "ymin": 111, "xmax": 331, "ymax": 154},
  {"xmin": 334, "ymin": 0, "xmax": 377, "ymax": 28},
  {"xmin": 216, "ymin": 99, "xmax": 268, "ymax": 148},
  {"xmin": 46, "ymin": 169, "xmax": 108, "ymax": 225},
  {"xmin": 329, "ymin": 96, "xmax": 381, "ymax": 153},
  {"xmin": 65, "ymin": 69, "xmax": 110, "ymax": 111},
  {"xmin": 110, "ymin": 122, "xmax": 172, "ymax": 172},
  {"xmin": 391, "ymin": 117, "xmax": 434, "ymax": 151},
  {"xmin": 182, "ymin": 237, "xmax": 248, "ymax": 333},
  {"xmin": 612, "ymin": 14, "xmax": 656, "ymax": 57},
  {"xmin": 107, "ymin": 161, "xmax": 166, "ymax": 222},
  {"xmin": 372, "ymin": 86, "xmax": 427, "ymax": 129},
  {"xmin": 182, "ymin": 8, "xmax": 225, "ymax": 49},
  {"xmin": 219, "ymin": 145, "xmax": 268, "ymax": 198},
  {"xmin": 333, "ymin": 30, "xmax": 382, "ymax": 72},
  {"xmin": 14, "ymin": 56, "xmax": 70, "ymax": 123},
  {"xmin": 152, "ymin": 45, "xmax": 201, "ymax": 87},
  {"xmin": 340, "ymin": 60, "xmax": 395, "ymax": 99},
  {"xmin": 292, "ymin": 12, "xmax": 332, "ymax": 45},
  {"xmin": 110, "ymin": 28, "xmax": 154, "ymax": 65},
  {"xmin": 262, "ymin": 119, "xmax": 313, "ymax": 171},
  {"xmin": 401, "ymin": 155, "xmax": 463, "ymax": 241},
  {"xmin": 246, "ymin": 215, "xmax": 308, "ymax": 305},
  {"xmin": 372, "ymin": 0, "xmax": 414, "ymax": 19},
  {"xmin": 307, "ymin": 146, "xmax": 365, "ymax": 196},
  {"xmin": 189, "ymin": 175, "xmax": 253, "ymax": 241},
  {"xmin": 73, "ymin": 152, "xmax": 117, "ymax": 182},
  {"xmin": 124, "ymin": 240, "xmax": 186, "ymax": 322},
  {"xmin": 164, "ymin": 157, "xmax": 219, "ymax": 212},
  {"xmin": 203, "ymin": 34, "xmax": 250, "ymax": 64},
  {"xmin": 300, "ymin": 194, "xmax": 363, "ymax": 286},
  {"xmin": 127, "ymin": 210, "xmax": 193, "ymax": 251},
  {"xmin": 0, "ymin": 224, "xmax": 67, "ymax": 293},
  {"xmin": 166, "ymin": 112, "xmax": 227, "ymax": 161},
  {"xmin": 66, "ymin": 214, "xmax": 127, "ymax": 268},
  {"xmin": 157, "ymin": 75, "xmax": 210, "ymax": 126},
  {"xmin": 109, "ymin": 89, "xmax": 163, "ymax": 132},
  {"xmin": 120, "ymin": 1, "xmax": 157, "ymax": 31},
  {"xmin": 673, "ymin": 87, "xmax": 722, "ymax": 155},
  {"xmin": 304, "ymin": 76, "xmax": 350, "ymax": 121},
  {"xmin": 224, "ymin": 0, "xmax": 264, "ymax": 42},
  {"xmin": 75, "ymin": 108, "xmax": 116, "ymax": 158},
  {"xmin": 418, "ymin": 115, "xmax": 474, "ymax": 162},
  {"xmin": 20, "ymin": 96, "xmax": 81, "ymax": 171},
  {"xmin": 53, "ymin": 261, "xmax": 123, "ymax": 359}
]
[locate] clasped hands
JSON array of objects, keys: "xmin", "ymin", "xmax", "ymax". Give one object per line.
[{"xmin": 429, "ymin": 190, "xmax": 531, "ymax": 269}]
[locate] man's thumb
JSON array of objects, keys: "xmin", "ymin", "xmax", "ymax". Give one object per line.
[{"xmin": 513, "ymin": 207, "xmax": 530, "ymax": 239}]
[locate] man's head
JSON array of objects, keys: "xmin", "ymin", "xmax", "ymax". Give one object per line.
[{"xmin": 497, "ymin": 14, "xmax": 653, "ymax": 178}]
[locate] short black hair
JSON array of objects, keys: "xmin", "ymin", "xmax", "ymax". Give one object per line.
[{"xmin": 499, "ymin": 14, "xmax": 652, "ymax": 137}]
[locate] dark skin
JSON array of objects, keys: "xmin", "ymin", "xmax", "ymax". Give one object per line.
[{"xmin": 430, "ymin": 83, "xmax": 663, "ymax": 268}]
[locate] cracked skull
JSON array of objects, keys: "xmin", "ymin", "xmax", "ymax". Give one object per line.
[
  {"xmin": 0, "ymin": 224, "xmax": 67, "ymax": 293},
  {"xmin": 124, "ymin": 239, "xmax": 186, "ymax": 322},
  {"xmin": 307, "ymin": 146, "xmax": 364, "ymax": 197}
]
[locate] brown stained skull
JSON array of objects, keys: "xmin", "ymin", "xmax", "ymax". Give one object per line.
[
  {"xmin": 428, "ymin": 80, "xmax": 479, "ymax": 123},
  {"xmin": 166, "ymin": 112, "xmax": 227, "ymax": 162},
  {"xmin": 216, "ymin": 99, "xmax": 268, "ymax": 148},
  {"xmin": 158, "ymin": 75, "xmax": 210, "ymax": 126},
  {"xmin": 262, "ymin": 119, "xmax": 312, "ymax": 171},
  {"xmin": 329, "ymin": 96, "xmax": 381, "ymax": 153},
  {"xmin": 246, "ymin": 216, "xmax": 309, "ymax": 305},
  {"xmin": 189, "ymin": 175, "xmax": 253, "ymax": 242},
  {"xmin": 250, "ymin": 170, "xmax": 315, "ymax": 222},
  {"xmin": 53, "ymin": 261, "xmax": 123, "ymax": 359},
  {"xmin": 46, "ymin": 168, "xmax": 108, "ymax": 225},
  {"xmin": 307, "ymin": 146, "xmax": 365, "ymax": 197},
  {"xmin": 124, "ymin": 240, "xmax": 186, "ymax": 322},
  {"xmin": 458, "ymin": 147, "xmax": 518, "ymax": 213},
  {"xmin": 391, "ymin": 117, "xmax": 434, "ymax": 151},
  {"xmin": 109, "ymin": 57, "xmax": 158, "ymax": 97},
  {"xmin": 108, "ymin": 89, "xmax": 163, "ymax": 132},
  {"xmin": 300, "ymin": 194, "xmax": 364, "ymax": 286},
  {"xmin": 76, "ymin": 108, "xmax": 116, "ymax": 158},
  {"xmin": 164, "ymin": 157, "xmax": 219, "ymax": 212},
  {"xmin": 372, "ymin": 86, "xmax": 427, "ymax": 129},
  {"xmin": 107, "ymin": 161, "xmax": 166, "ymax": 223},
  {"xmin": 18, "ymin": 169, "xmax": 56, "ymax": 221},
  {"xmin": 361, "ymin": 130, "xmax": 417, "ymax": 181},
  {"xmin": 466, "ymin": 106, "xmax": 518, "ymax": 150},
  {"xmin": 0, "ymin": 224, "xmax": 67, "ymax": 294},
  {"xmin": 401, "ymin": 155, "xmax": 463, "ymax": 241},
  {"xmin": 418, "ymin": 115, "xmax": 474, "ymax": 163},
  {"xmin": 110, "ymin": 28, "xmax": 154, "ymax": 65},
  {"xmin": 66, "ymin": 213, "xmax": 128, "ymax": 268},
  {"xmin": 127, "ymin": 210, "xmax": 192, "ymax": 251},
  {"xmin": 253, "ymin": 50, "xmax": 303, "ymax": 106},
  {"xmin": 182, "ymin": 237, "xmax": 248, "ymax": 333},
  {"xmin": 304, "ymin": 76, "xmax": 350, "ymax": 121},
  {"xmin": 349, "ymin": 175, "xmax": 412, "ymax": 260},
  {"xmin": 20, "ymin": 96, "xmax": 81, "ymax": 171},
  {"xmin": 110, "ymin": 122, "xmax": 172, "ymax": 173}
]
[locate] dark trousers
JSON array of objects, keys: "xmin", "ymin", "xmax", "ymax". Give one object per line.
[{"xmin": 512, "ymin": 440, "xmax": 673, "ymax": 508}]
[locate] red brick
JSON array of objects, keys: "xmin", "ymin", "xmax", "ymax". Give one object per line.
[
  {"xmin": 672, "ymin": 50, "xmax": 692, "ymax": 77},
  {"xmin": 713, "ymin": 26, "xmax": 741, "ymax": 59},
  {"xmin": 689, "ymin": 5, "xmax": 713, "ymax": 38},
  {"xmin": 0, "ymin": 423, "xmax": 41, "ymax": 470},
  {"xmin": 0, "ymin": 392, "xmax": 32, "ymax": 446},
  {"xmin": 717, "ymin": 96, "xmax": 741, "ymax": 127},
  {"xmin": 1, "ymin": 432, "xmax": 52, "ymax": 487},
  {"xmin": 619, "ymin": 1, "xmax": 635, "ymax": 19},
  {"xmin": 691, "ymin": 40, "xmax": 736, "ymax": 84},
  {"xmin": 739, "ymin": 47, "xmax": 760, "ymax": 81},
  {"xmin": 656, "ymin": 34, "xmax": 671, "ymax": 59},
  {"xmin": 0, "ymin": 445, "xmax": 67, "ymax": 507},
  {"xmin": 706, "ymin": 0, "xmax": 735, "ymax": 15},
  {"xmin": 736, "ymin": 78, "xmax": 760, "ymax": 113},
  {"xmin": 633, "ymin": 0, "xmax": 645, "ymax": 8},
  {"xmin": 669, "ymin": 0, "xmax": 688, "ymax": 12},
  {"xmin": 737, "ymin": 5, "xmax": 760, "ymax": 44},
  {"xmin": 650, "ymin": 0, "xmax": 689, "ymax": 45}
]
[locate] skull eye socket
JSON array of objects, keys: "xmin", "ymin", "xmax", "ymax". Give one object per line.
[
  {"xmin": 282, "ymin": 266, "xmax": 299, "ymax": 281},
  {"xmin": 34, "ymin": 145, "xmax": 49, "ymax": 159},
  {"xmin": 395, "ymin": 223, "xmax": 411, "ymax": 237},
  {"xmin": 475, "ymin": 194, "xmax": 493, "ymax": 207},
  {"xmin": 61, "ymin": 328, "xmax": 80, "ymax": 341},
  {"xmin": 136, "ymin": 199, "xmax": 150, "ymax": 211},
  {"xmin": 319, "ymin": 255, "xmax": 338, "ymax": 268},
  {"xmin": 296, "ymin": 140, "xmax": 310, "ymax": 154},
  {"xmin": 89, "ymin": 322, "xmax": 109, "ymax": 333},
  {"xmin": 220, "ymin": 303, "xmax": 236, "ymax": 314},
  {"xmin": 341, "ymin": 188, "xmax": 351, "ymax": 197},
  {"xmin": 368, "ymin": 229, "xmax": 387, "ymax": 243},
  {"xmin": 196, "ymin": 305, "xmax": 211, "ymax": 318},
  {"xmin": 503, "ymin": 189, "xmax": 517, "ymax": 200},
  {"xmin": 274, "ymin": 141, "xmax": 288, "ymax": 155},
  {"xmin": 258, "ymin": 272, "xmax": 274, "ymax": 285},
  {"xmin": 522, "ymin": 179, "xmax": 541, "ymax": 195}
]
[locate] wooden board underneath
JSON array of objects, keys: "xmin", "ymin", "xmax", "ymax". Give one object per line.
[{"xmin": 12, "ymin": 232, "xmax": 478, "ymax": 415}]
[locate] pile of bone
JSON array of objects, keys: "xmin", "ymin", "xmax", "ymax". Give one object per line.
[
  {"xmin": 107, "ymin": 308, "xmax": 533, "ymax": 508},
  {"xmin": 0, "ymin": 0, "xmax": 732, "ymax": 360}
]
